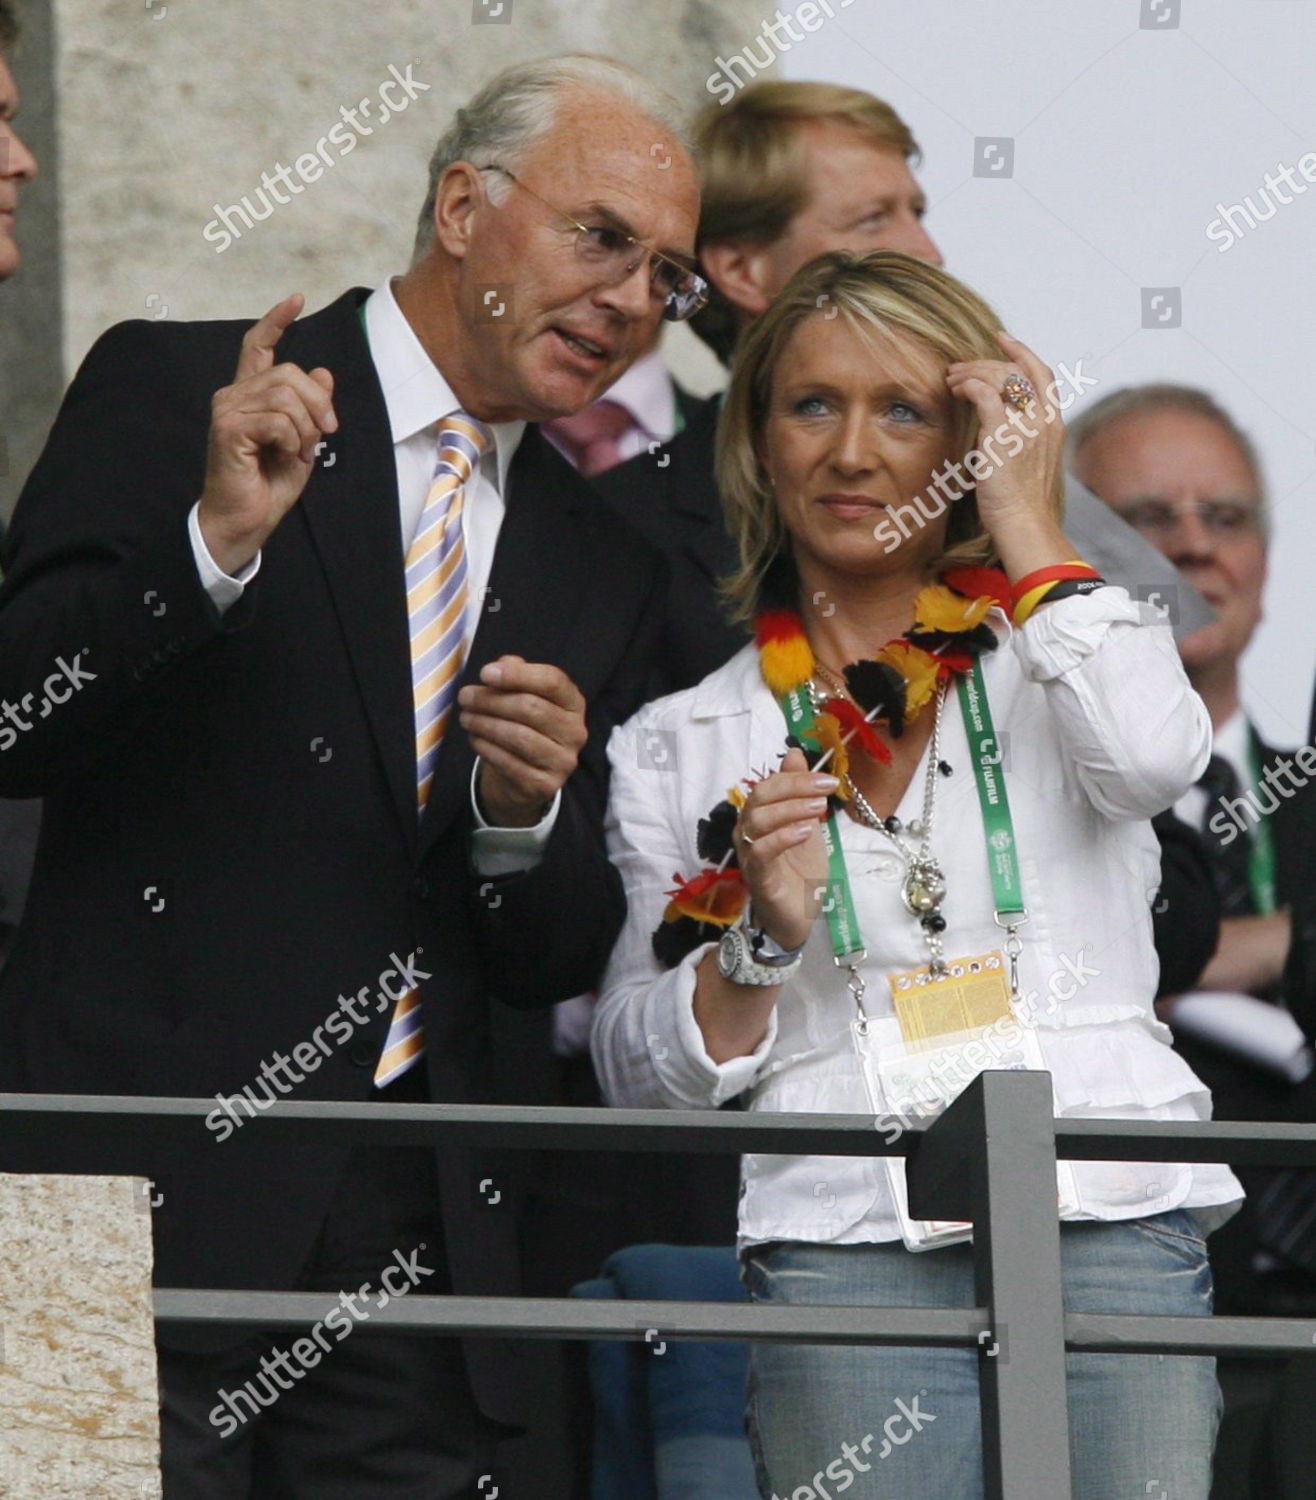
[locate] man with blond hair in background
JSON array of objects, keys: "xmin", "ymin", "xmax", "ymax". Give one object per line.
[{"xmin": 595, "ymin": 80, "xmax": 941, "ymax": 692}]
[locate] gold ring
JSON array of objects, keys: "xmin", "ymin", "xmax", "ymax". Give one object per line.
[{"xmin": 1002, "ymin": 373, "xmax": 1036, "ymax": 411}]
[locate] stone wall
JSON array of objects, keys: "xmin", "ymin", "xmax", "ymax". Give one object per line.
[{"xmin": 0, "ymin": 1173, "xmax": 160, "ymax": 1499}]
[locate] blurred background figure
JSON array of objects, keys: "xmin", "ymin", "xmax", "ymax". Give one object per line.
[
  {"xmin": 0, "ymin": 0, "xmax": 38, "ymax": 281},
  {"xmin": 1073, "ymin": 386, "xmax": 1316, "ymax": 1494},
  {"xmin": 0, "ymin": 0, "xmax": 41, "ymax": 974}
]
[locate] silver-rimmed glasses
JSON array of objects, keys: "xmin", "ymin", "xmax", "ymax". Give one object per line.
[
  {"xmin": 478, "ymin": 164, "xmax": 708, "ymax": 323},
  {"xmin": 1116, "ymin": 498, "xmax": 1263, "ymax": 537}
]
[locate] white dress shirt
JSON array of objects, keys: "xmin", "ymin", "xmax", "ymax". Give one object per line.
[
  {"xmin": 187, "ymin": 278, "xmax": 559, "ymax": 872},
  {"xmin": 593, "ymin": 587, "xmax": 1243, "ymax": 1248}
]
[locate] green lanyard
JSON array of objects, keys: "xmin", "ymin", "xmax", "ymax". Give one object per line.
[
  {"xmin": 779, "ymin": 659, "xmax": 1026, "ymax": 1004},
  {"xmin": 955, "ymin": 663, "xmax": 1026, "ymax": 921},
  {"xmin": 1245, "ymin": 734, "xmax": 1278, "ymax": 914},
  {"xmin": 780, "ymin": 685, "xmax": 867, "ymax": 978}
]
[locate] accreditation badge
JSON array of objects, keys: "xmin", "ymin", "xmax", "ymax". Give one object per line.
[{"xmin": 853, "ymin": 954, "xmax": 1078, "ymax": 1250}]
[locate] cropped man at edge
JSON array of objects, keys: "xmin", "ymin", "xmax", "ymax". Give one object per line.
[{"xmin": 0, "ymin": 0, "xmax": 42, "ymax": 974}]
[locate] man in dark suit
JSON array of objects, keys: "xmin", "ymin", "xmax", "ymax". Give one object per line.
[
  {"xmin": 1072, "ymin": 383, "xmax": 1316, "ymax": 1312},
  {"xmin": 0, "ymin": 54, "xmax": 701, "ymax": 1498}
]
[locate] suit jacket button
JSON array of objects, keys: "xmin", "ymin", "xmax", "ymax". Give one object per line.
[{"xmin": 348, "ymin": 1041, "xmax": 377, "ymax": 1068}]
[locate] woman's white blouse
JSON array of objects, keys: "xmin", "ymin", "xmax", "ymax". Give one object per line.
[{"xmin": 592, "ymin": 588, "xmax": 1243, "ymax": 1247}]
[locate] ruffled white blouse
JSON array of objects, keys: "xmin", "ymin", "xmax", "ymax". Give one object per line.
[{"xmin": 592, "ymin": 588, "xmax": 1243, "ymax": 1247}]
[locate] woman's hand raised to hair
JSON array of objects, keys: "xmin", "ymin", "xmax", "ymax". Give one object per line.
[{"xmin": 944, "ymin": 332, "xmax": 1073, "ymax": 577}]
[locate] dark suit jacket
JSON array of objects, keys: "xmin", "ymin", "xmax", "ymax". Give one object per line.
[
  {"xmin": 591, "ymin": 394, "xmax": 747, "ymax": 697},
  {"xmin": 0, "ymin": 288, "xmax": 667, "ymax": 1423},
  {"xmin": 1150, "ymin": 808, "xmax": 1221, "ymax": 997},
  {"xmin": 0, "ymin": 796, "xmax": 39, "ymax": 970},
  {"xmin": 1173, "ymin": 728, "xmax": 1316, "ymax": 1117}
]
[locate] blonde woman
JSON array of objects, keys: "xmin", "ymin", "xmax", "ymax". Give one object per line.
[{"xmin": 593, "ymin": 251, "xmax": 1239, "ymax": 1499}]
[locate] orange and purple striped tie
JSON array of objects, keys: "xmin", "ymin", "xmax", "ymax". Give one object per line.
[{"xmin": 375, "ymin": 411, "xmax": 491, "ymax": 1088}]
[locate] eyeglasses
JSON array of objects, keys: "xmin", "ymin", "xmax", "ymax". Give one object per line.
[
  {"xmin": 1116, "ymin": 498, "xmax": 1263, "ymax": 538},
  {"xmin": 477, "ymin": 164, "xmax": 708, "ymax": 323}
]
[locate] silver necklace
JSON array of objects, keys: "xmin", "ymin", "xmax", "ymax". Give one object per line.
[{"xmin": 808, "ymin": 677, "xmax": 950, "ymax": 974}]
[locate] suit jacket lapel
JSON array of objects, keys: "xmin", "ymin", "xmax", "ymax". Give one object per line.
[
  {"xmin": 289, "ymin": 288, "xmax": 420, "ymax": 852},
  {"xmin": 666, "ymin": 397, "xmax": 736, "ymax": 585},
  {"xmin": 416, "ymin": 427, "xmax": 587, "ymax": 855}
]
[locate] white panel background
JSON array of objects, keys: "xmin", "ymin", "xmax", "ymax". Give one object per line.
[{"xmin": 758, "ymin": 0, "xmax": 1316, "ymax": 746}]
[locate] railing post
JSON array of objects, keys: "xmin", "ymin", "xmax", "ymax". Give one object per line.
[{"xmin": 906, "ymin": 1070, "xmax": 1073, "ymax": 1500}]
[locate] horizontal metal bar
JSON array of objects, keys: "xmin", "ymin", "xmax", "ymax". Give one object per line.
[
  {"xmin": 0, "ymin": 1094, "xmax": 916, "ymax": 1158},
  {"xmin": 1053, "ymin": 1117, "xmax": 1316, "ymax": 1167},
  {"xmin": 152, "ymin": 1290, "xmax": 988, "ymax": 1347},
  {"xmin": 6, "ymin": 1093, "xmax": 1316, "ymax": 1166},
  {"xmin": 151, "ymin": 1291, "xmax": 1316, "ymax": 1360},
  {"xmin": 151, "ymin": 1291, "xmax": 1316, "ymax": 1359},
  {"xmin": 1065, "ymin": 1312, "xmax": 1316, "ymax": 1358}
]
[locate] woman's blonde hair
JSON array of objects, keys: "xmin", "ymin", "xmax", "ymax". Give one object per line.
[{"xmin": 717, "ymin": 250, "xmax": 1064, "ymax": 624}]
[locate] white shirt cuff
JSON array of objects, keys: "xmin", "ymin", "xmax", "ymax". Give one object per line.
[
  {"xmin": 469, "ymin": 758, "xmax": 561, "ymax": 876},
  {"xmin": 188, "ymin": 502, "xmax": 261, "ymax": 614},
  {"xmin": 672, "ymin": 944, "xmax": 780, "ymax": 1104},
  {"xmin": 1012, "ymin": 584, "xmax": 1144, "ymax": 679}
]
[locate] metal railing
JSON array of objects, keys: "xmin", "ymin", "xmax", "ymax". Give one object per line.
[{"xmin": 5, "ymin": 1071, "xmax": 1316, "ymax": 1498}]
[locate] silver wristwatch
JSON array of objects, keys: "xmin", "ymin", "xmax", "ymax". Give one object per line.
[{"xmin": 717, "ymin": 920, "xmax": 804, "ymax": 987}]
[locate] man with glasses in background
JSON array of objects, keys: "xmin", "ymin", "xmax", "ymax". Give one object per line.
[
  {"xmin": 1072, "ymin": 385, "xmax": 1316, "ymax": 1324},
  {"xmin": 0, "ymin": 54, "xmax": 700, "ymax": 1498}
]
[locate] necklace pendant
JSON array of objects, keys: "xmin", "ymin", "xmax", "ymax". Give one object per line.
[{"xmin": 901, "ymin": 858, "xmax": 946, "ymax": 916}]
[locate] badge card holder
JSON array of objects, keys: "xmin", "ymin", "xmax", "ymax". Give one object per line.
[
  {"xmin": 852, "ymin": 958, "xmax": 1077, "ymax": 1250},
  {"xmin": 782, "ymin": 663, "xmax": 1078, "ymax": 1253}
]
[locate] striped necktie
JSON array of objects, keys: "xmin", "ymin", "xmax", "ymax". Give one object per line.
[{"xmin": 375, "ymin": 410, "xmax": 492, "ymax": 1089}]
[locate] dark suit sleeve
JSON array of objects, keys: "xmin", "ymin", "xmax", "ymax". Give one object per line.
[
  {"xmin": 470, "ymin": 556, "xmax": 668, "ymax": 1008},
  {"xmin": 1283, "ymin": 879, "xmax": 1316, "ymax": 1042},
  {"xmin": 1151, "ymin": 808, "xmax": 1221, "ymax": 996},
  {"xmin": 0, "ymin": 321, "xmax": 251, "ymax": 797}
]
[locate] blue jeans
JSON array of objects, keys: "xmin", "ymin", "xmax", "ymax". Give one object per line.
[{"xmin": 743, "ymin": 1211, "xmax": 1219, "ymax": 1500}]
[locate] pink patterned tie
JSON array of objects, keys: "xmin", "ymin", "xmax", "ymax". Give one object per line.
[{"xmin": 543, "ymin": 399, "xmax": 634, "ymax": 477}]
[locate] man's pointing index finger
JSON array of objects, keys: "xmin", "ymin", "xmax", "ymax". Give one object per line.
[{"xmin": 235, "ymin": 292, "xmax": 305, "ymax": 382}]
